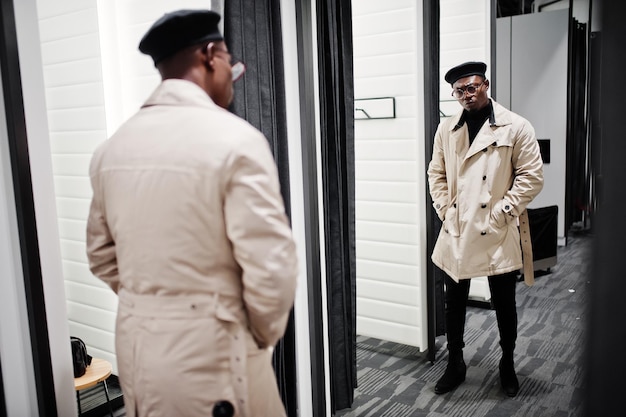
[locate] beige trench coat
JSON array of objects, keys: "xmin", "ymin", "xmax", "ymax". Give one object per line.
[
  {"xmin": 86, "ymin": 79, "xmax": 298, "ymax": 417},
  {"xmin": 428, "ymin": 99, "xmax": 543, "ymax": 281}
]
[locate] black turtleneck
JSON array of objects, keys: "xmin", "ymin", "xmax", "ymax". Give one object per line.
[{"xmin": 465, "ymin": 101, "xmax": 492, "ymax": 145}]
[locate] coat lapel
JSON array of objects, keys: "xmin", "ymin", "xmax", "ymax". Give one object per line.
[{"xmin": 462, "ymin": 100, "xmax": 514, "ymax": 162}]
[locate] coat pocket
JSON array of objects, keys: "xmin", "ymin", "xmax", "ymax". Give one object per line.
[
  {"xmin": 443, "ymin": 205, "xmax": 460, "ymax": 237},
  {"xmin": 490, "ymin": 199, "xmax": 512, "ymax": 230}
]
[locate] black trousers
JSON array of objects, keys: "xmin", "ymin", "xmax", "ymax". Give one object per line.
[{"xmin": 444, "ymin": 271, "xmax": 518, "ymax": 354}]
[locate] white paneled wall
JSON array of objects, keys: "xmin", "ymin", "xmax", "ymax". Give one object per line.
[
  {"xmin": 36, "ymin": 0, "xmax": 118, "ymax": 371},
  {"xmin": 352, "ymin": 0, "xmax": 428, "ymax": 349},
  {"xmin": 440, "ymin": 0, "xmax": 491, "ymax": 118},
  {"xmin": 36, "ymin": 0, "xmax": 217, "ymax": 375}
]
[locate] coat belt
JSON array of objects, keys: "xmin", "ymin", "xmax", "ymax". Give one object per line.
[
  {"xmin": 117, "ymin": 289, "xmax": 250, "ymax": 417},
  {"xmin": 519, "ymin": 209, "xmax": 535, "ymax": 286}
]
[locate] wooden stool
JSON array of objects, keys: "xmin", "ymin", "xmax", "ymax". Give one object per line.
[{"xmin": 74, "ymin": 358, "xmax": 114, "ymax": 417}]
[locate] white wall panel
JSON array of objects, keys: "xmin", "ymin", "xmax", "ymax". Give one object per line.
[
  {"xmin": 57, "ymin": 218, "xmax": 87, "ymax": 241},
  {"xmin": 53, "ymin": 177, "xmax": 92, "ymax": 198},
  {"xmin": 356, "ymin": 201, "xmax": 418, "ymax": 224},
  {"xmin": 356, "ymin": 181, "xmax": 417, "ymax": 203},
  {"xmin": 355, "ymin": 119, "xmax": 417, "ymax": 139},
  {"xmin": 356, "ymin": 161, "xmax": 417, "ymax": 182},
  {"xmin": 45, "ymin": 84, "xmax": 105, "ymax": 109},
  {"xmin": 56, "ymin": 197, "xmax": 91, "ymax": 219},
  {"xmin": 357, "ymin": 221, "xmax": 418, "ymax": 245},
  {"xmin": 358, "ymin": 279, "xmax": 420, "ymax": 306},
  {"xmin": 440, "ymin": 0, "xmax": 491, "ymax": 117},
  {"xmin": 36, "ymin": 0, "xmax": 118, "ymax": 375},
  {"xmin": 357, "ymin": 299, "xmax": 420, "ymax": 326},
  {"xmin": 47, "ymin": 108, "xmax": 107, "ymax": 132},
  {"xmin": 354, "ymin": 9, "xmax": 415, "ymax": 35},
  {"xmin": 354, "ymin": 54, "xmax": 416, "ymax": 79},
  {"xmin": 37, "ymin": 0, "xmax": 94, "ymax": 19},
  {"xmin": 356, "ymin": 140, "xmax": 417, "ymax": 161},
  {"xmin": 356, "ymin": 318, "xmax": 421, "ymax": 346},
  {"xmin": 51, "ymin": 155, "xmax": 91, "ymax": 176},
  {"xmin": 62, "ymin": 260, "xmax": 99, "ymax": 283},
  {"xmin": 353, "ymin": 30, "xmax": 416, "ymax": 57},
  {"xmin": 355, "ymin": 75, "xmax": 424, "ymax": 100},
  {"xmin": 357, "ymin": 260, "xmax": 419, "ymax": 286},
  {"xmin": 49, "ymin": 132, "xmax": 103, "ymax": 153},
  {"xmin": 353, "ymin": 0, "xmax": 427, "ymax": 350},
  {"xmin": 357, "ymin": 241, "xmax": 420, "ymax": 266},
  {"xmin": 352, "ymin": 0, "xmax": 414, "ymax": 15},
  {"xmin": 40, "ymin": 35, "xmax": 101, "ymax": 65}
]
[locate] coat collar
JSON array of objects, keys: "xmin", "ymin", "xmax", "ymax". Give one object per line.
[
  {"xmin": 142, "ymin": 79, "xmax": 220, "ymax": 110},
  {"xmin": 448, "ymin": 99, "xmax": 514, "ymax": 161},
  {"xmin": 449, "ymin": 99, "xmax": 512, "ymax": 132}
]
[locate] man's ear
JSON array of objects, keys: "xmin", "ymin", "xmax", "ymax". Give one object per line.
[{"xmin": 201, "ymin": 42, "xmax": 217, "ymax": 71}]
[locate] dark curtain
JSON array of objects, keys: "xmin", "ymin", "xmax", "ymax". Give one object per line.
[
  {"xmin": 585, "ymin": 1, "xmax": 626, "ymax": 415},
  {"xmin": 223, "ymin": 4, "xmax": 297, "ymax": 416},
  {"xmin": 423, "ymin": 0, "xmax": 446, "ymax": 363},
  {"xmin": 588, "ymin": 31, "xmax": 601, "ymax": 215},
  {"xmin": 316, "ymin": 0, "xmax": 356, "ymax": 412},
  {"xmin": 565, "ymin": 18, "xmax": 590, "ymax": 234}
]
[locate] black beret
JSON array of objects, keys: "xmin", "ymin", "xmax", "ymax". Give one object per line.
[
  {"xmin": 444, "ymin": 61, "xmax": 487, "ymax": 85},
  {"xmin": 139, "ymin": 9, "xmax": 224, "ymax": 65}
]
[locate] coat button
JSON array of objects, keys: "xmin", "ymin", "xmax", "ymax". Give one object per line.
[
  {"xmin": 481, "ymin": 203, "xmax": 487, "ymax": 208},
  {"xmin": 213, "ymin": 401, "xmax": 234, "ymax": 417},
  {"xmin": 482, "ymin": 175, "xmax": 487, "ymax": 180},
  {"xmin": 436, "ymin": 203, "xmax": 441, "ymax": 209},
  {"xmin": 480, "ymin": 231, "xmax": 487, "ymax": 236},
  {"xmin": 453, "ymin": 203, "xmax": 457, "ymax": 208}
]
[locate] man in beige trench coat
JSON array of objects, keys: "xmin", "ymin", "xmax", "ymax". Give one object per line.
[
  {"xmin": 86, "ymin": 10, "xmax": 298, "ymax": 417},
  {"xmin": 428, "ymin": 61, "xmax": 543, "ymax": 398}
]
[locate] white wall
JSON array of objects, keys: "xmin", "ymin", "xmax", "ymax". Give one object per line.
[
  {"xmin": 352, "ymin": 0, "xmax": 428, "ymax": 349},
  {"xmin": 36, "ymin": 0, "xmax": 119, "ymax": 373},
  {"xmin": 497, "ymin": 9, "xmax": 569, "ymax": 244},
  {"xmin": 440, "ymin": 0, "xmax": 491, "ymax": 118}
]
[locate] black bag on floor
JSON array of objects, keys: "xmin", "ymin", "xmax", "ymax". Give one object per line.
[{"xmin": 71, "ymin": 336, "xmax": 92, "ymax": 377}]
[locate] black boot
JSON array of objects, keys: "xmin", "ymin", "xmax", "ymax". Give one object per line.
[
  {"xmin": 489, "ymin": 273, "xmax": 519, "ymax": 397},
  {"xmin": 435, "ymin": 350, "xmax": 466, "ymax": 394},
  {"xmin": 499, "ymin": 353, "xmax": 519, "ymax": 397}
]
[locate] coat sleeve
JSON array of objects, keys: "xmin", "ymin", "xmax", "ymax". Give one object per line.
[
  {"xmin": 427, "ymin": 124, "xmax": 449, "ymax": 221},
  {"xmin": 86, "ymin": 154, "xmax": 120, "ymax": 293},
  {"xmin": 223, "ymin": 134, "xmax": 298, "ymax": 349},
  {"xmin": 503, "ymin": 119, "xmax": 544, "ymax": 216}
]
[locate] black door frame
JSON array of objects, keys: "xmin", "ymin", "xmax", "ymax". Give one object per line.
[{"xmin": 0, "ymin": 0, "xmax": 57, "ymax": 415}]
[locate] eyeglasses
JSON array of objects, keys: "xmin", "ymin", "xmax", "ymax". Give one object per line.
[
  {"xmin": 208, "ymin": 43, "xmax": 246, "ymax": 82},
  {"xmin": 451, "ymin": 82, "xmax": 484, "ymax": 99},
  {"xmin": 231, "ymin": 61, "xmax": 246, "ymax": 82}
]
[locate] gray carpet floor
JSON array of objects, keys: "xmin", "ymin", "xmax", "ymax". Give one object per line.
[
  {"xmin": 336, "ymin": 232, "xmax": 590, "ymax": 417},
  {"xmin": 101, "ymin": 233, "xmax": 589, "ymax": 417}
]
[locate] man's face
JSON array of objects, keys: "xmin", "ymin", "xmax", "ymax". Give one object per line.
[
  {"xmin": 452, "ymin": 75, "xmax": 490, "ymax": 112},
  {"xmin": 209, "ymin": 42, "xmax": 236, "ymax": 109}
]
